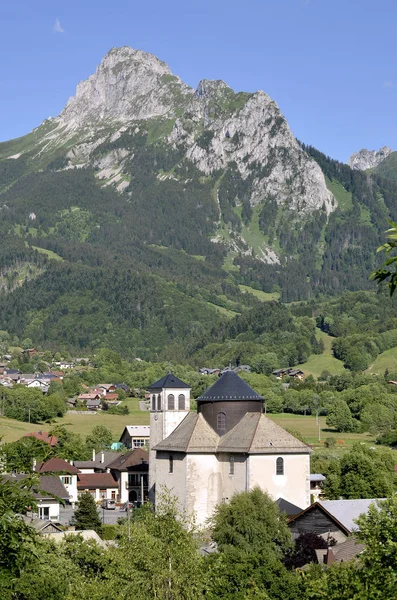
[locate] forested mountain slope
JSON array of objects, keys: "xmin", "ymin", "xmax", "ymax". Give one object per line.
[{"xmin": 0, "ymin": 46, "xmax": 396, "ymax": 356}]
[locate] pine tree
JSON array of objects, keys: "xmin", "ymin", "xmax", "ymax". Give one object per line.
[{"xmin": 73, "ymin": 491, "xmax": 102, "ymax": 533}]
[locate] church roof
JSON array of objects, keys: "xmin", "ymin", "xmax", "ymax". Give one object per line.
[
  {"xmin": 197, "ymin": 371, "xmax": 264, "ymax": 402},
  {"xmin": 154, "ymin": 412, "xmax": 310, "ymax": 455},
  {"xmin": 218, "ymin": 413, "xmax": 310, "ymax": 454},
  {"xmin": 153, "ymin": 413, "xmax": 219, "ymax": 453},
  {"xmin": 147, "ymin": 373, "xmax": 190, "ymax": 390}
]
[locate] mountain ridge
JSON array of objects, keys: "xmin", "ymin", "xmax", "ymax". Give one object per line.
[{"xmin": 0, "ymin": 47, "xmax": 397, "ymax": 356}]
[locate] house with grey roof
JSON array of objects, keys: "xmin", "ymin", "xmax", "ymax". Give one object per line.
[
  {"xmin": 149, "ymin": 370, "xmax": 311, "ymax": 526},
  {"xmin": 288, "ymin": 498, "xmax": 382, "ymax": 543}
]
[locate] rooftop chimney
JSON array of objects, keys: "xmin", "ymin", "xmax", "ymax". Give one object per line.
[
  {"xmin": 32, "ymin": 458, "xmax": 37, "ymax": 471},
  {"xmin": 92, "ymin": 449, "xmax": 96, "ymax": 462},
  {"xmin": 101, "ymin": 451, "xmax": 105, "ymax": 463}
]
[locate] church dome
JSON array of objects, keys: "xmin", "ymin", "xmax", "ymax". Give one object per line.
[
  {"xmin": 197, "ymin": 370, "xmax": 264, "ymax": 402},
  {"xmin": 197, "ymin": 371, "xmax": 263, "ymax": 436}
]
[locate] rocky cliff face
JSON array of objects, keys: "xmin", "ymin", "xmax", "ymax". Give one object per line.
[
  {"xmin": 170, "ymin": 82, "xmax": 333, "ymax": 214},
  {"xmin": 348, "ymin": 146, "xmax": 392, "ymax": 170}
]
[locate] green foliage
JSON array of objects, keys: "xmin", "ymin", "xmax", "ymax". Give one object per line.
[
  {"xmin": 73, "ymin": 491, "xmax": 102, "ymax": 533},
  {"xmin": 326, "ymin": 398, "xmax": 356, "ymax": 432},
  {"xmin": 2, "ymin": 437, "xmax": 53, "ymax": 472},
  {"xmin": 85, "ymin": 425, "xmax": 113, "ymax": 451},
  {"xmin": 323, "ymin": 443, "xmax": 396, "ymax": 499}
]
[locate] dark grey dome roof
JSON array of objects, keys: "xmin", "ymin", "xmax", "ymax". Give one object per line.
[
  {"xmin": 197, "ymin": 371, "xmax": 263, "ymax": 402},
  {"xmin": 147, "ymin": 373, "xmax": 190, "ymax": 390}
]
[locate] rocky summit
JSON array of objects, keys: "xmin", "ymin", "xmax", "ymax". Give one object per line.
[{"xmin": 348, "ymin": 146, "xmax": 392, "ymax": 170}]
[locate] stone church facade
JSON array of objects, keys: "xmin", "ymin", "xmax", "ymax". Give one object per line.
[{"xmin": 149, "ymin": 371, "xmax": 311, "ymax": 526}]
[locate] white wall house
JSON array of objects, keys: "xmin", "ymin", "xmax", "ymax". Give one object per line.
[{"xmin": 119, "ymin": 425, "xmax": 150, "ymax": 449}]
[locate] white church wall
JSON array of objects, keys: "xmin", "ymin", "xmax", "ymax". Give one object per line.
[
  {"xmin": 249, "ymin": 453, "xmax": 311, "ymax": 509},
  {"xmin": 154, "ymin": 451, "xmax": 187, "ymax": 514},
  {"xmin": 186, "ymin": 454, "xmax": 221, "ymax": 526},
  {"xmin": 216, "ymin": 453, "xmax": 247, "ymax": 501}
]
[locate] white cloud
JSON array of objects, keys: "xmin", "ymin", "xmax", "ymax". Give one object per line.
[{"xmin": 53, "ymin": 18, "xmax": 64, "ymax": 33}]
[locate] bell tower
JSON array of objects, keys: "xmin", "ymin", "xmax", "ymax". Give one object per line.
[{"xmin": 147, "ymin": 372, "xmax": 191, "ymax": 497}]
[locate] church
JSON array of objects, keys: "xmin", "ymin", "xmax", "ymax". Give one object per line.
[{"xmin": 148, "ymin": 370, "xmax": 311, "ymax": 526}]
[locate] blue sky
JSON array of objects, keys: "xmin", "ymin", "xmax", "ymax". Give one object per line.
[{"xmin": 0, "ymin": 0, "xmax": 396, "ymax": 161}]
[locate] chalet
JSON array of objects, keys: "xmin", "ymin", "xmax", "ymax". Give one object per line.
[
  {"xmin": 288, "ymin": 499, "xmax": 382, "ymax": 543},
  {"xmin": 97, "ymin": 384, "xmax": 117, "ymax": 394},
  {"xmin": 24, "ymin": 430, "xmax": 58, "ymax": 447},
  {"xmin": 23, "ymin": 348, "xmax": 39, "ymax": 357},
  {"xmin": 74, "ymin": 450, "xmax": 120, "ymax": 474},
  {"xmin": 199, "ymin": 368, "xmax": 221, "ymax": 375},
  {"xmin": 22, "ymin": 515, "xmax": 63, "ymax": 534},
  {"xmin": 119, "ymin": 425, "xmax": 150, "ymax": 449},
  {"xmin": 74, "ymin": 448, "xmax": 149, "ymax": 503},
  {"xmin": 5, "ymin": 474, "xmax": 69, "ymax": 521},
  {"xmin": 115, "ymin": 383, "xmax": 130, "ymax": 394},
  {"xmin": 79, "ymin": 393, "xmax": 101, "ymax": 401},
  {"xmin": 272, "ymin": 368, "xmax": 305, "ymax": 380},
  {"xmin": 107, "ymin": 449, "xmax": 149, "ymax": 504},
  {"xmin": 87, "ymin": 398, "xmax": 101, "ymax": 411},
  {"xmin": 35, "ymin": 457, "xmax": 80, "ymax": 503},
  {"xmin": 77, "ymin": 473, "xmax": 118, "ymax": 502},
  {"xmin": 104, "ymin": 393, "xmax": 119, "ymax": 402}
]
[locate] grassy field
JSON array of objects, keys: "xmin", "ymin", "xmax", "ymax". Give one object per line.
[
  {"xmin": 367, "ymin": 346, "xmax": 397, "ymax": 375},
  {"xmin": 0, "ymin": 398, "xmax": 150, "ymax": 443},
  {"xmin": 268, "ymin": 413, "xmax": 374, "ymax": 449},
  {"xmin": 206, "ymin": 302, "xmax": 239, "ymax": 318},
  {"xmin": 238, "ymin": 284, "xmax": 280, "ymax": 302},
  {"xmin": 295, "ymin": 330, "xmax": 345, "ymax": 379},
  {"xmin": 31, "ymin": 246, "xmax": 63, "ymax": 261}
]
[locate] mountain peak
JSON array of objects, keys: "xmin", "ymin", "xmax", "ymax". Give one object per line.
[
  {"xmin": 348, "ymin": 146, "xmax": 392, "ymax": 170},
  {"xmin": 56, "ymin": 46, "xmax": 192, "ymax": 132}
]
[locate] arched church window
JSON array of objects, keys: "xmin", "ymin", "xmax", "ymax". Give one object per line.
[
  {"xmin": 157, "ymin": 394, "xmax": 161, "ymax": 411},
  {"xmin": 168, "ymin": 394, "xmax": 175, "ymax": 410},
  {"xmin": 151, "ymin": 395, "xmax": 156, "ymax": 411},
  {"xmin": 178, "ymin": 394, "xmax": 185, "ymax": 410},
  {"xmin": 229, "ymin": 455, "xmax": 235, "ymax": 475},
  {"xmin": 276, "ymin": 457, "xmax": 284, "ymax": 476},
  {"xmin": 217, "ymin": 412, "xmax": 226, "ymax": 432},
  {"xmin": 169, "ymin": 455, "xmax": 174, "ymax": 473}
]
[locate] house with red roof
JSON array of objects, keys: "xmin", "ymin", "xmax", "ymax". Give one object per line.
[{"xmin": 24, "ymin": 430, "xmax": 58, "ymax": 447}]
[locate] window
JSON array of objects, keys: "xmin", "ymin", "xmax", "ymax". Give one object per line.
[
  {"xmin": 60, "ymin": 476, "xmax": 72, "ymax": 485},
  {"xmin": 169, "ymin": 455, "xmax": 174, "ymax": 474},
  {"xmin": 132, "ymin": 438, "xmax": 145, "ymax": 448},
  {"xmin": 39, "ymin": 506, "xmax": 49, "ymax": 520},
  {"xmin": 178, "ymin": 394, "xmax": 185, "ymax": 410},
  {"xmin": 276, "ymin": 457, "xmax": 284, "ymax": 476},
  {"xmin": 111, "ymin": 490, "xmax": 116, "ymax": 500},
  {"xmin": 128, "ymin": 474, "xmax": 140, "ymax": 486},
  {"xmin": 217, "ymin": 411, "xmax": 226, "ymax": 432},
  {"xmin": 168, "ymin": 394, "xmax": 175, "ymax": 410},
  {"xmin": 151, "ymin": 394, "xmax": 156, "ymax": 411},
  {"xmin": 157, "ymin": 394, "xmax": 162, "ymax": 411},
  {"xmin": 229, "ymin": 455, "xmax": 235, "ymax": 475}
]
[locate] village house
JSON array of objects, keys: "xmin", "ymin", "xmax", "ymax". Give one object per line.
[
  {"xmin": 24, "ymin": 430, "xmax": 58, "ymax": 447},
  {"xmin": 288, "ymin": 498, "xmax": 382, "ymax": 543},
  {"xmin": 5, "ymin": 474, "xmax": 69, "ymax": 521},
  {"xmin": 149, "ymin": 371, "xmax": 311, "ymax": 526},
  {"xmin": 106, "ymin": 448, "xmax": 149, "ymax": 504},
  {"xmin": 35, "ymin": 457, "xmax": 80, "ymax": 503},
  {"xmin": 77, "ymin": 473, "xmax": 119, "ymax": 501},
  {"xmin": 74, "ymin": 450, "xmax": 120, "ymax": 474},
  {"xmin": 272, "ymin": 368, "xmax": 305, "ymax": 380},
  {"xmin": 119, "ymin": 425, "xmax": 150, "ymax": 449},
  {"xmin": 74, "ymin": 448, "xmax": 149, "ymax": 503}
]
